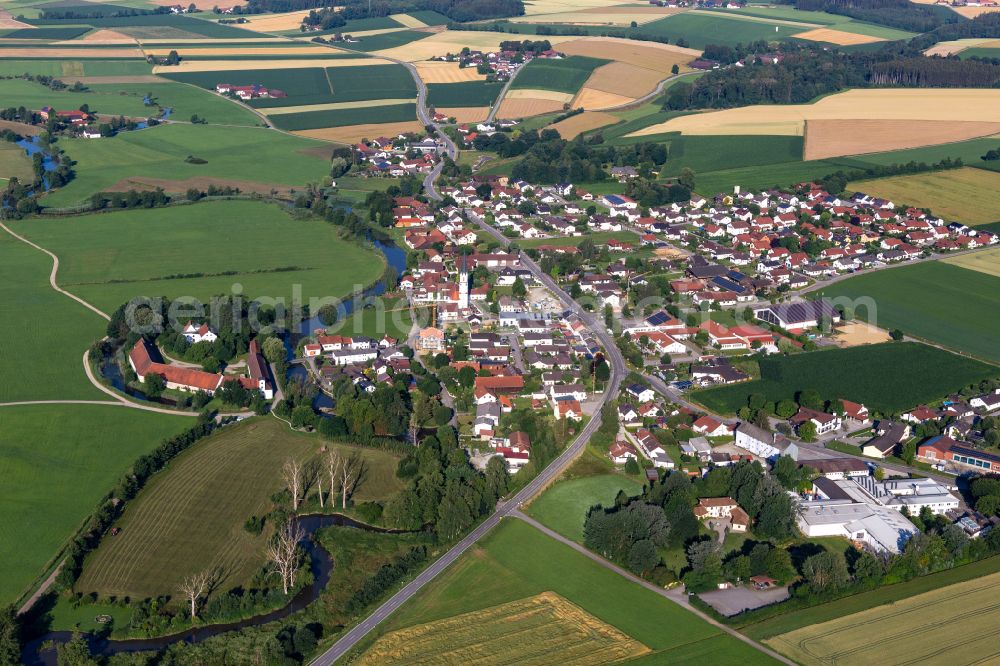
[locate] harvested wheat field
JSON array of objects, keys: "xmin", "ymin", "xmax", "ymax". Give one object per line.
[
  {"xmin": 265, "ymin": 98, "xmax": 415, "ymax": 114},
  {"xmin": 804, "ymin": 119, "xmax": 1000, "ymax": 160},
  {"xmin": 655, "ymin": 246, "xmax": 687, "ymax": 259},
  {"xmin": 833, "ymin": 322, "xmax": 891, "ymax": 347},
  {"xmin": 497, "ymin": 97, "xmax": 565, "ymax": 118},
  {"xmin": 391, "ymin": 13, "xmax": 428, "ymax": 27},
  {"xmin": 0, "ymin": 8, "xmax": 32, "ymax": 29},
  {"xmin": 951, "ymin": 5, "xmax": 1000, "ymax": 17},
  {"xmin": 0, "ymin": 47, "xmax": 143, "ymax": 58},
  {"xmin": 415, "ymin": 60, "xmax": 486, "ymax": 83},
  {"xmin": 630, "ymin": 88, "xmax": 1000, "ymax": 137},
  {"xmin": 582, "ymin": 62, "xmax": 669, "ymax": 99},
  {"xmin": 793, "ymin": 27, "xmax": 884, "ymax": 45},
  {"xmin": 548, "ymin": 111, "xmax": 617, "ymax": 138},
  {"xmin": 944, "ymin": 247, "xmax": 1000, "ymax": 277},
  {"xmin": 560, "ymin": 36, "xmax": 701, "ymax": 60},
  {"xmin": 78, "ymin": 29, "xmax": 136, "ymax": 42},
  {"xmin": 767, "ymin": 571, "xmax": 1000, "ymax": 665},
  {"xmin": 573, "ymin": 87, "xmax": 634, "ymax": 110},
  {"xmin": 511, "ymin": 9, "xmax": 668, "ymax": 25},
  {"xmin": 239, "ymin": 9, "xmax": 312, "ymax": 32},
  {"xmin": 154, "ymin": 57, "xmax": 380, "ymax": 72},
  {"xmin": 437, "ymin": 106, "xmax": 489, "ymax": 122},
  {"xmin": 506, "ymin": 88, "xmax": 575, "ymax": 103},
  {"xmin": 849, "ymin": 167, "xmax": 1000, "ymax": 226},
  {"xmin": 521, "ymin": 0, "xmax": 649, "ymax": 15},
  {"xmin": 359, "ymin": 592, "xmax": 650, "ymax": 666},
  {"xmin": 293, "ymin": 120, "xmax": 425, "ymax": 143},
  {"xmin": 923, "ymin": 37, "xmax": 995, "ymax": 56}
]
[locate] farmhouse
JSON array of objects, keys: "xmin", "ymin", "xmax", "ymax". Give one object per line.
[
  {"xmin": 182, "ymin": 321, "xmax": 218, "ymax": 344},
  {"xmin": 129, "ymin": 338, "xmax": 222, "ymax": 394},
  {"xmin": 734, "ymin": 422, "xmax": 793, "ymax": 460},
  {"xmin": 693, "ymin": 497, "xmax": 738, "ymax": 519},
  {"xmin": 790, "ymin": 407, "xmax": 842, "ymax": 435}
]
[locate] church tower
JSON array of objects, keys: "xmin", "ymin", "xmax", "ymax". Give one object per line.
[{"xmin": 458, "ymin": 254, "xmax": 470, "ymax": 309}]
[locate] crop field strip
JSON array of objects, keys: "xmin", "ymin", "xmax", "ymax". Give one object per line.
[
  {"xmin": 269, "ymin": 102, "xmax": 417, "ymax": 130},
  {"xmin": 818, "ymin": 262, "xmax": 1000, "ymax": 363},
  {"xmin": 944, "ymin": 247, "xmax": 1000, "ymax": 277},
  {"xmin": 24, "ymin": 13, "xmax": 267, "ymax": 39},
  {"xmin": 804, "ymin": 119, "xmax": 1000, "ymax": 160},
  {"xmin": 359, "ymin": 592, "xmax": 651, "ymax": 665},
  {"xmin": 510, "ymin": 55, "xmax": 608, "ymax": 94},
  {"xmin": 693, "ymin": 341, "xmax": 999, "ymax": 414},
  {"xmin": 292, "ymin": 120, "xmax": 426, "ymax": 144},
  {"xmin": 847, "ymin": 166, "xmax": 1000, "ymax": 226},
  {"xmin": 426, "ymin": 81, "xmax": 504, "ymax": 107},
  {"xmin": 766, "ymin": 571, "xmax": 1000, "ymax": 665}
]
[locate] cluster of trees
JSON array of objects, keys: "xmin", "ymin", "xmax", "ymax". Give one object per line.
[
  {"xmin": 302, "ymin": 6, "xmax": 347, "ymax": 29},
  {"xmin": 971, "ymin": 475, "xmax": 1000, "ymax": 516},
  {"xmin": 509, "ymin": 135, "xmax": 668, "ymax": 184},
  {"xmin": 344, "ymin": 546, "xmax": 427, "ymax": 612},
  {"xmin": 585, "ymin": 497, "xmax": 671, "ymax": 576},
  {"xmin": 791, "ymin": 0, "xmax": 955, "ymax": 33},
  {"xmin": 663, "ymin": 44, "xmax": 1000, "ymax": 112},
  {"xmin": 498, "ymin": 38, "xmax": 552, "ymax": 54},
  {"xmin": 981, "ymin": 146, "xmax": 1000, "ymax": 161},
  {"xmin": 244, "ymin": 0, "xmax": 523, "ymax": 22},
  {"xmin": 817, "ymin": 157, "xmax": 964, "ymax": 194},
  {"xmin": 624, "ymin": 175, "xmax": 692, "ymax": 208},
  {"xmin": 39, "ymin": 4, "xmax": 172, "ymax": 18},
  {"xmin": 913, "ymin": 11, "xmax": 1000, "ymax": 50},
  {"xmin": 90, "ymin": 187, "xmax": 171, "ymax": 210}
]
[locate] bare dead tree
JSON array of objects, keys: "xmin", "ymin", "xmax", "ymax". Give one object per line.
[
  {"xmin": 314, "ymin": 457, "xmax": 325, "ymax": 509},
  {"xmin": 267, "ymin": 518, "xmax": 305, "ymax": 595},
  {"xmin": 282, "ymin": 458, "xmax": 303, "ymax": 511},
  {"xmin": 178, "ymin": 570, "xmax": 212, "ymax": 619},
  {"xmin": 340, "ymin": 454, "xmax": 359, "ymax": 509},
  {"xmin": 325, "ymin": 450, "xmax": 341, "ymax": 507}
]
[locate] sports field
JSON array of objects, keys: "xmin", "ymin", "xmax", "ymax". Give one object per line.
[
  {"xmin": 526, "ymin": 474, "xmax": 643, "ymax": 542},
  {"xmin": 766, "ymin": 570, "xmax": 1000, "ymax": 665},
  {"xmin": 361, "ymin": 519, "xmax": 776, "ymax": 664},
  {"xmin": 693, "ymin": 342, "xmax": 999, "ymax": 415},
  {"xmin": 40, "ymin": 123, "xmax": 332, "ymax": 208},
  {"xmin": 9, "ymin": 200, "xmax": 384, "ymax": 313},
  {"xmin": 75, "ymin": 417, "xmax": 404, "ymax": 600},
  {"xmin": 848, "ymin": 167, "xmax": 1000, "ymax": 226},
  {"xmin": 818, "ymin": 261, "xmax": 1000, "ymax": 363},
  {"xmin": 0, "ymin": 229, "xmax": 107, "ymax": 402},
  {"xmin": 0, "ymin": 404, "xmax": 190, "ymax": 606},
  {"xmin": 511, "ymin": 55, "xmax": 608, "ymax": 94},
  {"xmin": 630, "ymin": 89, "xmax": 1000, "ymax": 138}
]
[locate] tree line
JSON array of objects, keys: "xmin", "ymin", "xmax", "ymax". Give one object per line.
[
  {"xmin": 508, "ymin": 134, "xmax": 668, "ymax": 184},
  {"xmin": 789, "ymin": 0, "xmax": 957, "ymax": 33},
  {"xmin": 241, "ymin": 0, "xmax": 524, "ymax": 22}
]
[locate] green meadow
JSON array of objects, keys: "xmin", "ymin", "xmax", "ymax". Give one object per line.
[
  {"xmin": 0, "ymin": 229, "xmax": 106, "ymax": 402},
  {"xmin": 9, "ymin": 200, "xmax": 384, "ymax": 313},
  {"xmin": 41, "ymin": 123, "xmax": 332, "ymax": 208},
  {"xmin": 0, "ymin": 404, "xmax": 190, "ymax": 606},
  {"xmin": 527, "ymin": 474, "xmax": 643, "ymax": 543}
]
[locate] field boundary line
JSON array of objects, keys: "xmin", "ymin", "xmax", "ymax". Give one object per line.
[
  {"xmin": 512, "ymin": 511, "xmax": 797, "ymax": 666},
  {"xmin": 0, "ymin": 220, "xmax": 111, "ymax": 321}
]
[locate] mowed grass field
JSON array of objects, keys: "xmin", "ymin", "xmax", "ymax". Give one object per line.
[
  {"xmin": 693, "ymin": 342, "xmax": 999, "ymax": 415},
  {"xmin": 818, "ymin": 261, "xmax": 1000, "ymax": 363},
  {"xmin": 0, "ymin": 229, "xmax": 107, "ymax": 402},
  {"xmin": 766, "ymin": 569, "xmax": 1000, "ymax": 664},
  {"xmin": 40, "ymin": 123, "xmax": 333, "ymax": 208},
  {"xmin": 0, "ymin": 77, "xmax": 153, "ymax": 117},
  {"xmin": 848, "ymin": 167, "xmax": 1000, "ymax": 225},
  {"xmin": 511, "ymin": 56, "xmax": 608, "ymax": 94},
  {"xmin": 0, "ymin": 59, "xmax": 153, "ymax": 77},
  {"xmin": 88, "ymin": 81, "xmax": 262, "ymax": 125},
  {"xmin": 360, "ymin": 519, "xmax": 777, "ymax": 665},
  {"xmin": 0, "ymin": 404, "xmax": 190, "ymax": 606},
  {"xmin": 9, "ymin": 200, "xmax": 384, "ymax": 313},
  {"xmin": 0, "ymin": 141, "xmax": 33, "ymax": 182},
  {"xmin": 76, "ymin": 417, "xmax": 404, "ymax": 600},
  {"xmin": 526, "ymin": 474, "xmax": 643, "ymax": 543},
  {"xmin": 639, "ymin": 13, "xmax": 804, "ymax": 48}
]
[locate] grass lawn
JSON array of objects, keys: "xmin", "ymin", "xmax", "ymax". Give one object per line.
[
  {"xmin": 0, "ymin": 77, "xmax": 154, "ymax": 118},
  {"xmin": 510, "ymin": 56, "xmax": 608, "ymax": 94},
  {"xmin": 75, "ymin": 416, "xmax": 403, "ymax": 601},
  {"xmin": 817, "ymin": 261, "xmax": 1000, "ymax": 363},
  {"xmin": 40, "ymin": 123, "xmax": 333, "ymax": 208},
  {"xmin": 692, "ymin": 342, "xmax": 999, "ymax": 416},
  {"xmin": 526, "ymin": 474, "xmax": 644, "ymax": 543},
  {"xmin": 0, "ymin": 404, "xmax": 190, "ymax": 606},
  {"xmin": 88, "ymin": 81, "xmax": 261, "ymax": 126},
  {"xmin": 358, "ymin": 519, "xmax": 777, "ymax": 664},
  {"xmin": 741, "ymin": 555, "xmax": 1000, "ymax": 640},
  {"xmin": 848, "ymin": 167, "xmax": 1000, "ymax": 226},
  {"xmin": 0, "ymin": 229, "xmax": 107, "ymax": 402},
  {"xmin": 0, "ymin": 141, "xmax": 33, "ymax": 182},
  {"xmin": 519, "ymin": 230, "xmax": 639, "ymax": 248},
  {"xmin": 337, "ymin": 296, "xmax": 414, "ymax": 341},
  {"xmin": 9, "ymin": 199, "xmax": 384, "ymax": 314}
]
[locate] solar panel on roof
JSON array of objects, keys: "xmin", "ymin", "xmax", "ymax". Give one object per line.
[{"xmin": 645, "ymin": 311, "xmax": 670, "ymax": 326}]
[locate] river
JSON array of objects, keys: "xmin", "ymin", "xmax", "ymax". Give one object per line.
[{"xmin": 22, "ymin": 514, "xmax": 406, "ymax": 665}]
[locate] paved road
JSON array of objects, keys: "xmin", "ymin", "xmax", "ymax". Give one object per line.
[
  {"xmin": 485, "ymin": 64, "xmax": 525, "ymax": 124},
  {"xmin": 310, "ymin": 212, "xmax": 628, "ymax": 666},
  {"xmin": 512, "ymin": 511, "xmax": 796, "ymax": 666}
]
